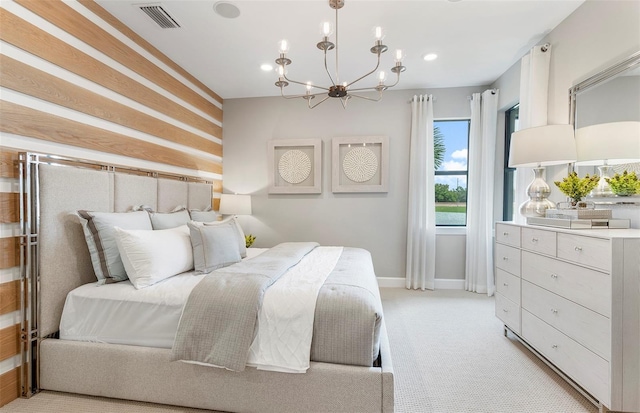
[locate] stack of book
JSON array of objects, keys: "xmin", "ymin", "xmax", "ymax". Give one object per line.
[{"xmin": 525, "ymin": 208, "xmax": 630, "ymax": 229}]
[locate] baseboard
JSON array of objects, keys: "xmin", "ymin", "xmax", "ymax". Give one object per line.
[{"xmin": 377, "ymin": 277, "xmax": 465, "ymax": 290}]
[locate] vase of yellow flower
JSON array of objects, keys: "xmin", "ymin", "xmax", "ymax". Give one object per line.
[{"xmin": 554, "ymin": 172, "xmax": 599, "ymax": 207}]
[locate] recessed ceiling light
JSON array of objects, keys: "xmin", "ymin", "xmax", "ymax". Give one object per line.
[
  {"xmin": 213, "ymin": 2, "xmax": 240, "ymax": 19},
  {"xmin": 423, "ymin": 53, "xmax": 438, "ymax": 61},
  {"xmin": 260, "ymin": 64, "xmax": 273, "ymax": 72}
]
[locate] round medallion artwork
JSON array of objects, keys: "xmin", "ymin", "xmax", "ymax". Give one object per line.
[
  {"xmin": 343, "ymin": 147, "xmax": 378, "ymax": 183},
  {"xmin": 278, "ymin": 150, "xmax": 312, "ymax": 184}
]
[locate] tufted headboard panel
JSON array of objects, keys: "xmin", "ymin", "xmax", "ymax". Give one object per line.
[{"xmin": 37, "ymin": 163, "xmax": 213, "ymax": 337}]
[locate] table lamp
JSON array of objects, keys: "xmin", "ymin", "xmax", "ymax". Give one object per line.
[
  {"xmin": 219, "ymin": 194, "xmax": 252, "ymax": 216},
  {"xmin": 509, "ymin": 124, "xmax": 577, "ymax": 217},
  {"xmin": 575, "ymin": 121, "xmax": 640, "ymax": 197}
]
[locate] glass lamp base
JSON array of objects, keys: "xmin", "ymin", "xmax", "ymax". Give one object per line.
[
  {"xmin": 519, "ymin": 167, "xmax": 555, "ymax": 217},
  {"xmin": 519, "ymin": 198, "xmax": 556, "ymax": 217}
]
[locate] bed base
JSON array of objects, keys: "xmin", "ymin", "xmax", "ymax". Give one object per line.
[{"xmin": 40, "ymin": 319, "xmax": 394, "ymax": 413}]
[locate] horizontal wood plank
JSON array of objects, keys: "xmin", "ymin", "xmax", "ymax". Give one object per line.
[
  {"xmin": 0, "ymin": 193, "xmax": 19, "ymax": 224},
  {"xmin": 15, "ymin": 0, "xmax": 223, "ymax": 123},
  {"xmin": 0, "ymin": 55, "xmax": 222, "ymax": 157},
  {"xmin": 0, "ymin": 324, "xmax": 20, "ymax": 362},
  {"xmin": 0, "ymin": 9, "xmax": 222, "ymax": 139},
  {"xmin": 0, "ymin": 101, "xmax": 223, "ymax": 175},
  {"xmin": 212, "ymin": 197, "xmax": 220, "ymax": 212},
  {"xmin": 0, "ymin": 367, "xmax": 20, "ymax": 407},
  {"xmin": 0, "ymin": 280, "xmax": 20, "ymax": 315},
  {"xmin": 0, "ymin": 150, "xmax": 19, "ymax": 179},
  {"xmin": 0, "ymin": 237, "xmax": 20, "ymax": 270},
  {"xmin": 77, "ymin": 0, "xmax": 223, "ymax": 105}
]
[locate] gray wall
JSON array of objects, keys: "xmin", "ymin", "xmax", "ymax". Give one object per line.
[
  {"xmin": 491, "ymin": 0, "xmax": 640, "ymax": 226},
  {"xmin": 222, "ymin": 86, "xmax": 485, "ymax": 279}
]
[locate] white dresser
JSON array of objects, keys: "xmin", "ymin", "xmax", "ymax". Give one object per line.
[{"xmin": 495, "ymin": 222, "xmax": 640, "ymax": 412}]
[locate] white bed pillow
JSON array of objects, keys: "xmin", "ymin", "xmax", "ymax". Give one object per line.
[
  {"xmin": 77, "ymin": 210, "xmax": 152, "ymax": 283},
  {"xmin": 202, "ymin": 216, "xmax": 247, "ymax": 258},
  {"xmin": 149, "ymin": 209, "xmax": 191, "ymax": 230},
  {"xmin": 189, "ymin": 209, "xmax": 219, "ymax": 223},
  {"xmin": 114, "ymin": 225, "xmax": 194, "ymax": 289},
  {"xmin": 188, "ymin": 220, "xmax": 242, "ymax": 274}
]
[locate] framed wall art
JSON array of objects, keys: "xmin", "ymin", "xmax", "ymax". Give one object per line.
[
  {"xmin": 268, "ymin": 138, "xmax": 322, "ymax": 194},
  {"xmin": 332, "ymin": 136, "xmax": 389, "ymax": 193}
]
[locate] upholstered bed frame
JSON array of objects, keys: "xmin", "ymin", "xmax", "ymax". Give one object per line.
[{"xmin": 19, "ymin": 153, "xmax": 394, "ymax": 412}]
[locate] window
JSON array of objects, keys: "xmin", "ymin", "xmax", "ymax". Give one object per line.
[
  {"xmin": 434, "ymin": 120, "xmax": 470, "ymax": 226},
  {"xmin": 503, "ymin": 105, "xmax": 519, "ymax": 221}
]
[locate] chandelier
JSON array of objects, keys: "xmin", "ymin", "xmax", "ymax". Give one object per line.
[{"xmin": 274, "ymin": 0, "xmax": 406, "ymax": 109}]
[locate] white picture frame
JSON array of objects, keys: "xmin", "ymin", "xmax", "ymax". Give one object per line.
[
  {"xmin": 268, "ymin": 138, "xmax": 322, "ymax": 194},
  {"xmin": 332, "ymin": 136, "xmax": 389, "ymax": 193}
]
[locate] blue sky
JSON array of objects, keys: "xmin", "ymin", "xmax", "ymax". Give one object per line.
[{"xmin": 434, "ymin": 120, "xmax": 469, "ymax": 190}]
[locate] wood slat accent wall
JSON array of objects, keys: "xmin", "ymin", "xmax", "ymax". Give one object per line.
[{"xmin": 0, "ymin": 1, "xmax": 225, "ymax": 405}]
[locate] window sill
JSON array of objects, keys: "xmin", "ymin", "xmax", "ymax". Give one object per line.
[{"xmin": 436, "ymin": 227, "xmax": 467, "ymax": 235}]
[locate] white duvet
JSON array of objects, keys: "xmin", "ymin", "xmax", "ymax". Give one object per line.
[
  {"xmin": 59, "ymin": 246, "xmax": 342, "ymax": 373},
  {"xmin": 247, "ymin": 246, "xmax": 343, "ymax": 373}
]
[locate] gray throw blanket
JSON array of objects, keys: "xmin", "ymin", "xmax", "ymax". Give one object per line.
[{"xmin": 171, "ymin": 242, "xmax": 318, "ymax": 371}]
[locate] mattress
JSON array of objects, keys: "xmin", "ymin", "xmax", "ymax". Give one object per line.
[{"xmin": 59, "ymin": 247, "xmax": 383, "ymax": 367}]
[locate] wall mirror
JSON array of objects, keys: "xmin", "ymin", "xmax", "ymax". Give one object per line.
[{"xmin": 569, "ymin": 51, "xmax": 640, "ymax": 203}]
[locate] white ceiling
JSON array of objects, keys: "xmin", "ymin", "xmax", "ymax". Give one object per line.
[{"xmin": 96, "ymin": 0, "xmax": 585, "ymax": 100}]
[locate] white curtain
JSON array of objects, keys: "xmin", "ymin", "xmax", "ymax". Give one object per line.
[
  {"xmin": 465, "ymin": 90, "xmax": 499, "ymax": 296},
  {"xmin": 406, "ymin": 95, "xmax": 436, "ymax": 290},
  {"xmin": 514, "ymin": 44, "xmax": 552, "ymax": 223}
]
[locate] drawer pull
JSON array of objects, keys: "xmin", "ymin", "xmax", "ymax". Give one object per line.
[
  {"xmin": 550, "ymin": 273, "xmax": 558, "ymax": 279},
  {"xmin": 550, "ymin": 309, "xmax": 558, "ymax": 314},
  {"xmin": 503, "ymin": 282, "xmax": 508, "ymax": 287},
  {"xmin": 503, "ymin": 232, "xmax": 509, "ymax": 236},
  {"xmin": 502, "ymin": 309, "xmax": 508, "ymax": 313},
  {"xmin": 502, "ymin": 257, "xmax": 508, "ymax": 261},
  {"xmin": 574, "ymin": 246, "xmax": 583, "ymax": 252},
  {"xmin": 531, "ymin": 237, "xmax": 538, "ymax": 242},
  {"xmin": 551, "ymin": 344, "xmax": 558, "ymax": 349}
]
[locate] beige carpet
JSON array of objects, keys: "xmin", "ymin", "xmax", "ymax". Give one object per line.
[{"xmin": 1, "ymin": 289, "xmax": 596, "ymax": 413}]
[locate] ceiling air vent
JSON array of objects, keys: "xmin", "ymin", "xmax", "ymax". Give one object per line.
[{"xmin": 138, "ymin": 4, "xmax": 181, "ymax": 29}]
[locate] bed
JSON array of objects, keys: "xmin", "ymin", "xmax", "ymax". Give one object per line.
[{"xmin": 20, "ymin": 153, "xmax": 394, "ymax": 413}]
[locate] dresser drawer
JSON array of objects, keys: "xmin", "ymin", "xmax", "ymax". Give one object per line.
[
  {"xmin": 496, "ymin": 223, "xmax": 521, "ymax": 247},
  {"xmin": 522, "ymin": 310, "xmax": 610, "ymax": 406},
  {"xmin": 521, "ymin": 251, "xmax": 611, "ymax": 317},
  {"xmin": 522, "ymin": 281, "xmax": 610, "ymax": 360},
  {"xmin": 495, "ymin": 243, "xmax": 521, "ymax": 276},
  {"xmin": 496, "ymin": 293, "xmax": 520, "ymax": 334},
  {"xmin": 496, "ymin": 269, "xmax": 520, "ymax": 305},
  {"xmin": 557, "ymin": 233, "xmax": 611, "ymax": 272},
  {"xmin": 521, "ymin": 227, "xmax": 556, "ymax": 256}
]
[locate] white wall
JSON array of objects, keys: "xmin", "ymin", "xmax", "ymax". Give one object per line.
[
  {"xmin": 492, "ymin": 0, "xmax": 640, "ymax": 220},
  {"xmin": 222, "ymin": 86, "xmax": 485, "ymax": 279}
]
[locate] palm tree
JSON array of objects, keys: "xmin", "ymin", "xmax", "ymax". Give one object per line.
[{"xmin": 433, "ymin": 126, "xmax": 445, "ymax": 170}]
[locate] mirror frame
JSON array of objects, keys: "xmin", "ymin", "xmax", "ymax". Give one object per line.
[{"xmin": 569, "ymin": 51, "xmax": 640, "ymax": 205}]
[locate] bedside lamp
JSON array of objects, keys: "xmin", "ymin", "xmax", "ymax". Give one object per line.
[
  {"xmin": 575, "ymin": 121, "xmax": 640, "ymax": 197},
  {"xmin": 219, "ymin": 194, "xmax": 252, "ymax": 216},
  {"xmin": 509, "ymin": 125, "xmax": 577, "ymax": 217}
]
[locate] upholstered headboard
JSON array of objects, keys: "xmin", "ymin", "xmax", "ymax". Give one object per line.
[{"xmin": 37, "ymin": 163, "xmax": 213, "ymax": 337}]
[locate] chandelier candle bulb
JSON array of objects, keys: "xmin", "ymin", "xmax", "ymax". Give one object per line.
[
  {"xmin": 374, "ymin": 26, "xmax": 384, "ymax": 40},
  {"xmin": 378, "ymin": 71, "xmax": 386, "ymax": 84},
  {"xmin": 278, "ymin": 39, "xmax": 289, "ymax": 54},
  {"xmin": 321, "ymin": 21, "xmax": 333, "ymax": 37},
  {"xmin": 395, "ymin": 49, "xmax": 404, "ymax": 63}
]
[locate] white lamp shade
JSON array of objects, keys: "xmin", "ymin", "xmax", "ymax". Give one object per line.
[
  {"xmin": 508, "ymin": 124, "xmax": 577, "ymax": 167},
  {"xmin": 219, "ymin": 194, "xmax": 252, "ymax": 215},
  {"xmin": 575, "ymin": 121, "xmax": 640, "ymax": 165}
]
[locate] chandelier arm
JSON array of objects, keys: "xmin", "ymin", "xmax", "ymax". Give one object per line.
[
  {"xmin": 323, "ymin": 50, "xmax": 337, "ymax": 87},
  {"xmin": 283, "ymin": 73, "xmax": 331, "ymax": 91},
  {"xmin": 346, "ymin": 53, "xmax": 382, "ymax": 88},
  {"xmin": 347, "ymin": 92, "xmax": 384, "ymax": 102},
  {"xmin": 308, "ymin": 95, "xmax": 331, "ymax": 109},
  {"xmin": 279, "ymin": 88, "xmax": 327, "ymax": 99},
  {"xmin": 335, "ymin": 6, "xmax": 339, "ymax": 85}
]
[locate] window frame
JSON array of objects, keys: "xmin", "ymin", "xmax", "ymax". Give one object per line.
[
  {"xmin": 433, "ymin": 119, "xmax": 471, "ymax": 227},
  {"xmin": 503, "ymin": 104, "xmax": 519, "ymax": 221}
]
